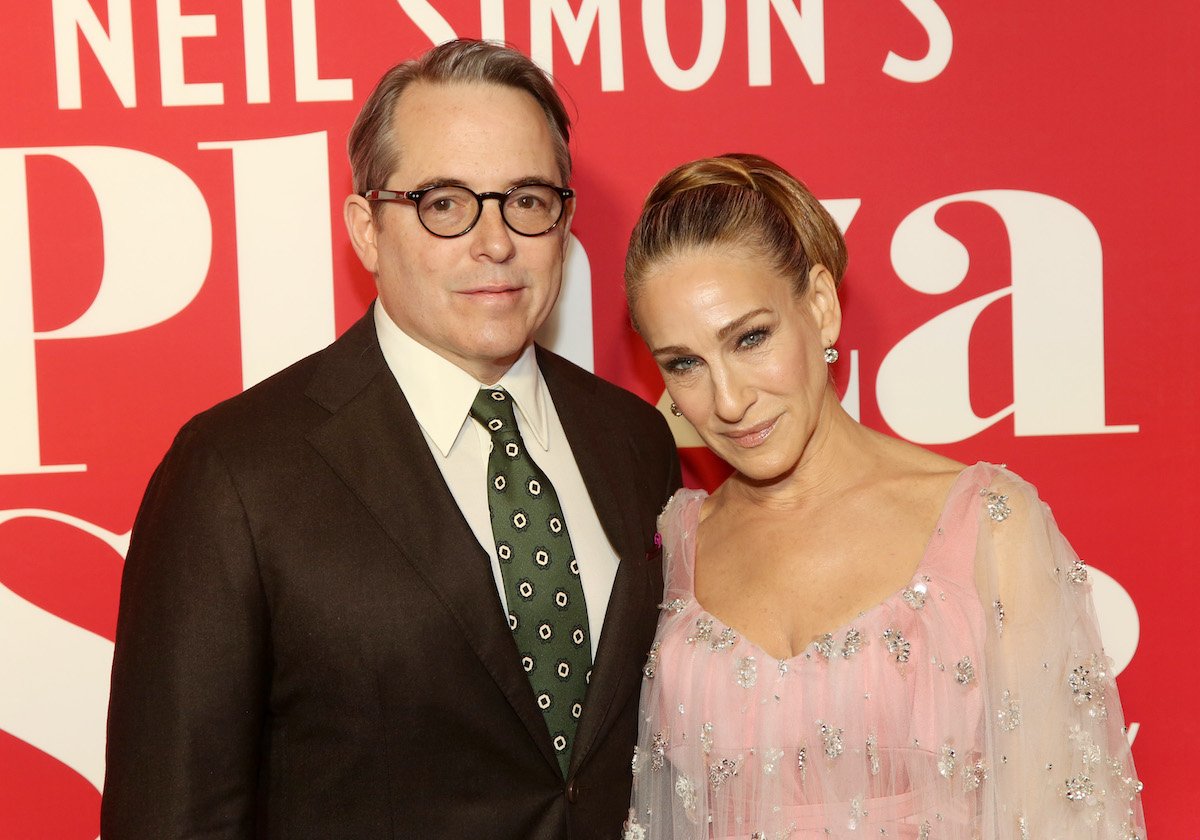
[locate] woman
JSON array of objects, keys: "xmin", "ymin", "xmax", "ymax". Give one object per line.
[{"xmin": 622, "ymin": 154, "xmax": 1145, "ymax": 839}]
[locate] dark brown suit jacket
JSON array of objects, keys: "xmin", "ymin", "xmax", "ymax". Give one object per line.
[{"xmin": 102, "ymin": 311, "xmax": 680, "ymax": 839}]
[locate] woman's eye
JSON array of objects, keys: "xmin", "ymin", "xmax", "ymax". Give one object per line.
[
  {"xmin": 738, "ymin": 328, "xmax": 769, "ymax": 349},
  {"xmin": 664, "ymin": 356, "xmax": 699, "ymax": 374}
]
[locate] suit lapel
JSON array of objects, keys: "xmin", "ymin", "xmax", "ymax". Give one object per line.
[
  {"xmin": 538, "ymin": 350, "xmax": 654, "ymax": 775},
  {"xmin": 303, "ymin": 317, "xmax": 558, "ymax": 770}
]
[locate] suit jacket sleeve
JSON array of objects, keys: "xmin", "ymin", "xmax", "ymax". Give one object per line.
[{"xmin": 103, "ymin": 422, "xmax": 269, "ymax": 839}]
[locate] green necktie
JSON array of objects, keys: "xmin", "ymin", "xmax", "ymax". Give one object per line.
[{"xmin": 470, "ymin": 387, "xmax": 592, "ymax": 777}]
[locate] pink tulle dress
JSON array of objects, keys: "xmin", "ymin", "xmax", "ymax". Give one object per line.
[{"xmin": 625, "ymin": 463, "xmax": 1145, "ymax": 839}]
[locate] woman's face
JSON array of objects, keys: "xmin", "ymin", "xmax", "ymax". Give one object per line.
[{"xmin": 634, "ymin": 246, "xmax": 840, "ymax": 482}]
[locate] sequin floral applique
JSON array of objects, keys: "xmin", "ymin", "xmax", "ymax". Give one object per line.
[
  {"xmin": 650, "ymin": 731, "xmax": 668, "ymax": 770},
  {"xmin": 954, "ymin": 656, "xmax": 976, "ymax": 686},
  {"xmin": 902, "ymin": 582, "xmax": 928, "ymax": 609},
  {"xmin": 980, "ymin": 489, "xmax": 1012, "ymax": 521},
  {"xmin": 735, "ymin": 656, "xmax": 757, "ymax": 688},
  {"xmin": 883, "ymin": 629, "xmax": 911, "ymax": 664},
  {"xmin": 643, "ymin": 641, "xmax": 660, "ymax": 679},
  {"xmin": 623, "ymin": 810, "xmax": 647, "ymax": 840},
  {"xmin": 997, "ymin": 690, "xmax": 1021, "ymax": 731},
  {"xmin": 709, "ymin": 757, "xmax": 742, "ymax": 789},
  {"xmin": 817, "ymin": 721, "xmax": 844, "ymax": 759}
]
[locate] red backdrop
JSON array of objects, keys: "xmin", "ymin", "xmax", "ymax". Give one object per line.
[{"xmin": 1, "ymin": 2, "xmax": 1195, "ymax": 837}]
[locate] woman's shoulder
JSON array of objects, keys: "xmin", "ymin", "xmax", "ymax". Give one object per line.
[
  {"xmin": 657, "ymin": 486, "xmax": 708, "ymax": 535},
  {"xmin": 872, "ymin": 433, "xmax": 1041, "ymax": 515},
  {"xmin": 958, "ymin": 462, "xmax": 1048, "ymax": 525}
]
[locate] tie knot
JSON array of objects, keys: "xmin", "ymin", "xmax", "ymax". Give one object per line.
[{"xmin": 470, "ymin": 388, "xmax": 520, "ymax": 437}]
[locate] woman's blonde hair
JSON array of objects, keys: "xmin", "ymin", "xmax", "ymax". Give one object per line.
[{"xmin": 625, "ymin": 153, "xmax": 846, "ymax": 329}]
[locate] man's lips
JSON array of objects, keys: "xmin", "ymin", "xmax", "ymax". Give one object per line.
[
  {"xmin": 722, "ymin": 416, "xmax": 779, "ymax": 448},
  {"xmin": 461, "ymin": 284, "xmax": 524, "ymax": 297}
]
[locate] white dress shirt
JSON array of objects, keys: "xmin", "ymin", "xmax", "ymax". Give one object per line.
[{"xmin": 373, "ymin": 302, "xmax": 618, "ymax": 657}]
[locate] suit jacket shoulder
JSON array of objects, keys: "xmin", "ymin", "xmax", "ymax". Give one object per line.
[
  {"xmin": 536, "ymin": 345, "xmax": 679, "ymax": 491},
  {"xmin": 177, "ymin": 310, "xmax": 383, "ymax": 456}
]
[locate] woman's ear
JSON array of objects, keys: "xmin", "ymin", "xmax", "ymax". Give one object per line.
[{"xmin": 806, "ymin": 263, "xmax": 842, "ymax": 347}]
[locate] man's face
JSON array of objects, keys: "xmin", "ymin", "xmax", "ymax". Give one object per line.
[{"xmin": 345, "ymin": 81, "xmax": 572, "ymax": 384}]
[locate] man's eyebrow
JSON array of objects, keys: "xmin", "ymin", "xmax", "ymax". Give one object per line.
[
  {"xmin": 412, "ymin": 176, "xmax": 467, "ymax": 190},
  {"xmin": 509, "ymin": 176, "xmax": 560, "ymax": 188},
  {"xmin": 410, "ymin": 176, "xmax": 561, "ymax": 191}
]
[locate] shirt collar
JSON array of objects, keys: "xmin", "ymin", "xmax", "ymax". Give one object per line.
[{"xmin": 373, "ymin": 301, "xmax": 550, "ymax": 457}]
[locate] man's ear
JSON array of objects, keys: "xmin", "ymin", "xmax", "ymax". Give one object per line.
[
  {"xmin": 344, "ymin": 194, "xmax": 380, "ymax": 274},
  {"xmin": 807, "ymin": 263, "xmax": 842, "ymax": 347}
]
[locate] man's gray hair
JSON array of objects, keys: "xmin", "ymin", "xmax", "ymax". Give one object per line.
[{"xmin": 348, "ymin": 39, "xmax": 572, "ymax": 197}]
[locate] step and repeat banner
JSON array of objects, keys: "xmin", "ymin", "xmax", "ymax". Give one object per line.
[{"xmin": 1, "ymin": 1, "xmax": 1195, "ymax": 836}]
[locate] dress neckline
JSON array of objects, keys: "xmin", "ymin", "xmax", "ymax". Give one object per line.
[{"xmin": 679, "ymin": 462, "xmax": 983, "ymax": 664}]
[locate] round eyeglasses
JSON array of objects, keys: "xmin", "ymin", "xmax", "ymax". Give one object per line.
[{"xmin": 362, "ymin": 183, "xmax": 575, "ymax": 238}]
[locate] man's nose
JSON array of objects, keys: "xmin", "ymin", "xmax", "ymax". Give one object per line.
[{"xmin": 470, "ymin": 197, "xmax": 517, "ymax": 261}]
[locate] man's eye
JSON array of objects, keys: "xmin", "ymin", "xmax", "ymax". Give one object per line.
[{"xmin": 510, "ymin": 192, "xmax": 549, "ymax": 212}]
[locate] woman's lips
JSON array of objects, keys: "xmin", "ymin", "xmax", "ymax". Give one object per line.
[{"xmin": 723, "ymin": 417, "xmax": 778, "ymax": 449}]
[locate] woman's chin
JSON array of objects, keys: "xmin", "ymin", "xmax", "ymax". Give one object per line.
[{"xmin": 717, "ymin": 448, "xmax": 796, "ymax": 485}]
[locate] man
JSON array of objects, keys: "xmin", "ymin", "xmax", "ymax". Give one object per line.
[{"xmin": 102, "ymin": 40, "xmax": 680, "ymax": 839}]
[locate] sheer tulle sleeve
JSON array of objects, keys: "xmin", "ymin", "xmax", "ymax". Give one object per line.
[
  {"xmin": 626, "ymin": 490, "xmax": 700, "ymax": 840},
  {"xmin": 974, "ymin": 470, "xmax": 1145, "ymax": 838}
]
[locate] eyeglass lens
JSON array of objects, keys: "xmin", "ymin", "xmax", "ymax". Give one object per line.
[{"xmin": 417, "ymin": 185, "xmax": 564, "ymax": 236}]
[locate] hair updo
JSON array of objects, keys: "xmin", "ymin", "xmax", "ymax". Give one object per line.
[{"xmin": 624, "ymin": 153, "xmax": 847, "ymax": 329}]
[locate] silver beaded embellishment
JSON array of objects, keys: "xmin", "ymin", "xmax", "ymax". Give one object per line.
[
  {"xmin": 842, "ymin": 628, "xmax": 866, "ymax": 658},
  {"xmin": 954, "ymin": 656, "xmax": 976, "ymax": 686},
  {"xmin": 650, "ymin": 731, "xmax": 668, "ymax": 771},
  {"xmin": 643, "ymin": 641, "xmax": 660, "ymax": 679},
  {"xmin": 1063, "ymin": 775, "xmax": 1094, "ymax": 802},
  {"xmin": 708, "ymin": 757, "xmax": 742, "ymax": 789},
  {"xmin": 1069, "ymin": 653, "xmax": 1109, "ymax": 719},
  {"xmin": 937, "ymin": 744, "xmax": 957, "ymax": 779},
  {"xmin": 883, "ymin": 629, "xmax": 911, "ymax": 663},
  {"xmin": 818, "ymin": 721, "xmax": 844, "ymax": 759},
  {"xmin": 963, "ymin": 761, "xmax": 988, "ymax": 792},
  {"xmin": 623, "ymin": 809, "xmax": 648, "ymax": 840},
  {"xmin": 686, "ymin": 618, "xmax": 713, "ymax": 645},
  {"xmin": 1067, "ymin": 559, "xmax": 1089, "ymax": 585},
  {"xmin": 761, "ymin": 747, "xmax": 784, "ymax": 775},
  {"xmin": 997, "ymin": 690, "xmax": 1022, "ymax": 731},
  {"xmin": 711, "ymin": 627, "xmax": 738, "ymax": 651},
  {"xmin": 902, "ymin": 583, "xmax": 928, "ymax": 610},
  {"xmin": 735, "ymin": 656, "xmax": 758, "ymax": 688},
  {"xmin": 980, "ymin": 488, "xmax": 1012, "ymax": 521}
]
